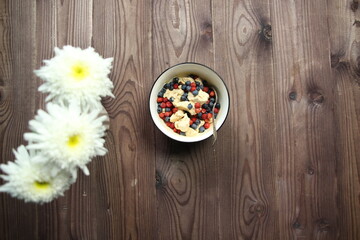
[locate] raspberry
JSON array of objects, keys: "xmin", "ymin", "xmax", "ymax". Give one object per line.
[
  {"xmin": 204, "ymin": 123, "xmax": 210, "ymax": 129},
  {"xmin": 157, "ymin": 97, "xmax": 163, "ymax": 103},
  {"xmin": 195, "ymin": 102, "xmax": 201, "ymax": 108}
]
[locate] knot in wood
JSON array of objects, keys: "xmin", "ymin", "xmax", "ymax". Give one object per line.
[
  {"xmin": 155, "ymin": 171, "xmax": 164, "ymax": 188},
  {"xmin": 317, "ymin": 218, "xmax": 330, "ymax": 232},
  {"xmin": 307, "ymin": 167, "xmax": 315, "ymax": 175},
  {"xmin": 293, "ymin": 221, "xmax": 301, "ymax": 229},
  {"xmin": 261, "ymin": 25, "xmax": 272, "ymax": 42},
  {"xmin": 289, "ymin": 91, "xmax": 297, "ymax": 101},
  {"xmin": 309, "ymin": 91, "xmax": 324, "ymax": 104},
  {"xmin": 201, "ymin": 22, "xmax": 213, "ymax": 42},
  {"xmin": 330, "ymin": 54, "xmax": 340, "ymax": 68}
]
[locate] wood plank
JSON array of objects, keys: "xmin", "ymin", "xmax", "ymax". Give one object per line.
[
  {"xmin": 213, "ymin": 0, "xmax": 278, "ymax": 239},
  {"xmin": 92, "ymin": 0, "xmax": 157, "ymax": 239},
  {"xmin": 328, "ymin": 1, "xmax": 360, "ymax": 239},
  {"xmin": 152, "ymin": 0, "xmax": 219, "ymax": 239},
  {"xmin": 271, "ymin": 0, "xmax": 338, "ymax": 239},
  {"xmin": 0, "ymin": 0, "xmax": 38, "ymax": 240}
]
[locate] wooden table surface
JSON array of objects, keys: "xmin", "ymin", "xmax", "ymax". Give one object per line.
[{"xmin": 1, "ymin": 0, "xmax": 360, "ymax": 239}]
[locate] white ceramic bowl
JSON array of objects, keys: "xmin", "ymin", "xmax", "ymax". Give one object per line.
[{"xmin": 149, "ymin": 62, "xmax": 230, "ymax": 142}]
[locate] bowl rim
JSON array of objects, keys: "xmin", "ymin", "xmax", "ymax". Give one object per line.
[{"xmin": 149, "ymin": 62, "xmax": 230, "ymax": 142}]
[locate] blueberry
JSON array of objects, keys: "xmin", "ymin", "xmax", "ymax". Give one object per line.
[
  {"xmin": 186, "ymin": 81, "xmax": 191, "ymax": 86},
  {"xmin": 215, "ymin": 103, "xmax": 221, "ymax": 108},
  {"xmin": 209, "ymin": 102, "xmax": 214, "ymax": 107},
  {"xmin": 199, "ymin": 126, "xmax": 205, "ymax": 133},
  {"xmin": 169, "ymin": 85, "xmax": 174, "ymax": 90},
  {"xmin": 188, "ymin": 103, "xmax": 193, "ymax": 109},
  {"xmin": 188, "ymin": 74, "xmax": 197, "ymax": 79},
  {"xmin": 214, "ymin": 113, "xmax": 218, "ymax": 119},
  {"xmin": 161, "ymin": 88, "xmax": 166, "ymax": 93},
  {"xmin": 164, "ymin": 83, "xmax": 170, "ymax": 89},
  {"xmin": 196, "ymin": 86, "xmax": 200, "ymax": 91},
  {"xmin": 203, "ymin": 80, "xmax": 208, "ymax": 85},
  {"xmin": 202, "ymin": 104, "xmax": 208, "ymax": 109},
  {"xmin": 195, "ymin": 119, "xmax": 200, "ymax": 125},
  {"xmin": 200, "ymin": 85, "xmax": 204, "ymax": 90},
  {"xmin": 192, "ymin": 90, "xmax": 199, "ymax": 96},
  {"xmin": 157, "ymin": 107, "xmax": 162, "ymax": 113},
  {"xmin": 181, "ymin": 84, "xmax": 186, "ymax": 90},
  {"xmin": 165, "ymin": 117, "xmax": 170, "ymax": 122},
  {"xmin": 183, "ymin": 92, "xmax": 188, "ymax": 96},
  {"xmin": 173, "ymin": 77, "xmax": 179, "ymax": 83},
  {"xmin": 181, "ymin": 96, "xmax": 187, "ymax": 101},
  {"xmin": 206, "ymin": 107, "xmax": 212, "ymax": 112},
  {"xmin": 198, "ymin": 112, "xmax": 203, "ymax": 118},
  {"xmin": 165, "ymin": 108, "xmax": 171, "ymax": 112},
  {"xmin": 191, "ymin": 123, "xmax": 197, "ymax": 129},
  {"xmin": 210, "ymin": 98, "xmax": 215, "ymax": 102},
  {"xmin": 169, "ymin": 97, "xmax": 174, "ymax": 102},
  {"xmin": 180, "ymin": 132, "xmax": 186, "ymax": 136},
  {"xmin": 196, "ymin": 81, "xmax": 200, "ymax": 86},
  {"xmin": 186, "ymin": 86, "xmax": 191, "ymax": 91},
  {"xmin": 157, "ymin": 91, "xmax": 164, "ymax": 97}
]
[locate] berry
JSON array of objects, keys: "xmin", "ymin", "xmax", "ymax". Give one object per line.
[
  {"xmin": 195, "ymin": 102, "xmax": 201, "ymax": 108},
  {"xmin": 169, "ymin": 85, "xmax": 174, "ymax": 90},
  {"xmin": 165, "ymin": 112, "xmax": 171, "ymax": 117},
  {"xmin": 198, "ymin": 112, "xmax": 203, "ymax": 118},
  {"xmin": 203, "ymin": 86, "xmax": 209, "ymax": 92},
  {"xmin": 159, "ymin": 113, "xmax": 165, "ymax": 118},
  {"xmin": 160, "ymin": 102, "xmax": 166, "ymax": 108},
  {"xmin": 201, "ymin": 108, "xmax": 207, "ymax": 113},
  {"xmin": 215, "ymin": 103, "xmax": 221, "ymax": 108},
  {"xmin": 166, "ymin": 101, "xmax": 172, "ymax": 108},
  {"xmin": 209, "ymin": 102, "xmax": 214, "ymax": 107},
  {"xmin": 165, "ymin": 117, "xmax": 170, "ymax": 122},
  {"xmin": 186, "ymin": 81, "xmax": 191, "ymax": 86},
  {"xmin": 180, "ymin": 132, "xmax": 186, "ymax": 136},
  {"xmin": 157, "ymin": 107, "xmax": 162, "ymax": 113},
  {"xmin": 202, "ymin": 113, "xmax": 207, "ymax": 120},
  {"xmin": 196, "ymin": 81, "xmax": 200, "ymax": 86},
  {"xmin": 195, "ymin": 108, "xmax": 201, "ymax": 113},
  {"xmin": 172, "ymin": 108, "xmax": 178, "ymax": 113},
  {"xmin": 188, "ymin": 74, "xmax": 197, "ymax": 79},
  {"xmin": 191, "ymin": 86, "xmax": 196, "ymax": 92},
  {"xmin": 202, "ymin": 103, "xmax": 208, "ymax": 108},
  {"xmin": 204, "ymin": 122, "xmax": 210, "ymax": 129},
  {"xmin": 207, "ymin": 113, "xmax": 213, "ymax": 119},
  {"xmin": 157, "ymin": 97, "xmax": 163, "ymax": 103},
  {"xmin": 190, "ymin": 82, "xmax": 196, "ymax": 87},
  {"xmin": 181, "ymin": 96, "xmax": 187, "ymax": 101},
  {"xmin": 173, "ymin": 128, "xmax": 178, "ymax": 133},
  {"xmin": 189, "ymin": 120, "xmax": 194, "ymax": 125},
  {"xmin": 199, "ymin": 126, "xmax": 205, "ymax": 133},
  {"xmin": 188, "ymin": 103, "xmax": 193, "ymax": 109},
  {"xmin": 210, "ymin": 98, "xmax": 215, "ymax": 102},
  {"xmin": 192, "ymin": 90, "xmax": 199, "ymax": 95},
  {"xmin": 195, "ymin": 119, "xmax": 200, "ymax": 125},
  {"xmin": 191, "ymin": 117, "xmax": 197, "ymax": 122},
  {"xmin": 181, "ymin": 85, "xmax": 186, "ymax": 90},
  {"xmin": 214, "ymin": 108, "xmax": 219, "ymax": 113},
  {"xmin": 169, "ymin": 97, "xmax": 174, "ymax": 102},
  {"xmin": 191, "ymin": 123, "xmax": 197, "ymax": 129},
  {"xmin": 173, "ymin": 77, "xmax": 179, "ymax": 83},
  {"xmin": 170, "ymin": 123, "xmax": 175, "ymax": 129},
  {"xmin": 165, "ymin": 107, "xmax": 171, "ymax": 112},
  {"xmin": 163, "ymin": 97, "xmax": 168, "ymax": 102},
  {"xmin": 210, "ymin": 91, "xmax": 215, "ymax": 97},
  {"xmin": 186, "ymin": 86, "xmax": 191, "ymax": 91},
  {"xmin": 174, "ymin": 83, "xmax": 179, "ymax": 89}
]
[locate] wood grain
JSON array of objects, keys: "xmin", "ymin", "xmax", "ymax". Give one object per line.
[
  {"xmin": 153, "ymin": 0, "xmax": 219, "ymax": 239},
  {"xmin": 0, "ymin": 0, "xmax": 359, "ymax": 239}
]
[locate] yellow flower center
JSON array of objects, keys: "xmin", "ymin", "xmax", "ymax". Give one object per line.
[
  {"xmin": 34, "ymin": 181, "xmax": 50, "ymax": 190},
  {"xmin": 71, "ymin": 63, "xmax": 89, "ymax": 81},
  {"xmin": 67, "ymin": 134, "xmax": 81, "ymax": 148}
]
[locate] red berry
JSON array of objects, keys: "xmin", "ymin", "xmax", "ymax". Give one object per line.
[
  {"xmin": 159, "ymin": 113, "xmax": 165, "ymax": 118},
  {"xmin": 189, "ymin": 120, "xmax": 193, "ymax": 125},
  {"xmin": 174, "ymin": 83, "xmax": 179, "ymax": 89},
  {"xmin": 172, "ymin": 108, "xmax": 178, "ymax": 113},
  {"xmin": 205, "ymin": 119, "xmax": 210, "ymax": 123},
  {"xmin": 166, "ymin": 101, "xmax": 172, "ymax": 107},
  {"xmin": 195, "ymin": 102, "xmax": 201, "ymax": 108},
  {"xmin": 173, "ymin": 128, "xmax": 178, "ymax": 133},
  {"xmin": 157, "ymin": 97, "xmax": 163, "ymax": 103},
  {"xmin": 195, "ymin": 108, "xmax": 201, "ymax": 113},
  {"xmin": 204, "ymin": 123, "xmax": 210, "ymax": 129},
  {"xmin": 170, "ymin": 123, "xmax": 175, "ymax": 129},
  {"xmin": 202, "ymin": 108, "xmax": 207, "ymax": 113},
  {"xmin": 207, "ymin": 113, "xmax": 213, "ymax": 119},
  {"xmin": 160, "ymin": 102, "xmax": 166, "ymax": 108},
  {"xmin": 214, "ymin": 108, "xmax": 219, "ymax": 113},
  {"xmin": 210, "ymin": 91, "xmax": 215, "ymax": 97},
  {"xmin": 202, "ymin": 114, "xmax": 207, "ymax": 120},
  {"xmin": 203, "ymin": 87, "xmax": 209, "ymax": 92},
  {"xmin": 191, "ymin": 86, "xmax": 196, "ymax": 92},
  {"xmin": 166, "ymin": 122, "xmax": 171, "ymax": 127},
  {"xmin": 163, "ymin": 98, "xmax": 168, "ymax": 102},
  {"xmin": 190, "ymin": 82, "xmax": 196, "ymax": 87},
  {"xmin": 165, "ymin": 112, "xmax": 170, "ymax": 117}
]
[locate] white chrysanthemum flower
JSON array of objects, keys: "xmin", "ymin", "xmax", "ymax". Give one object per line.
[
  {"xmin": 34, "ymin": 45, "xmax": 114, "ymax": 109},
  {"xmin": 24, "ymin": 102, "xmax": 108, "ymax": 175},
  {"xmin": 0, "ymin": 145, "xmax": 74, "ymax": 204}
]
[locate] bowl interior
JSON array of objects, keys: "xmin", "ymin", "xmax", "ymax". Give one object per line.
[{"xmin": 150, "ymin": 63, "xmax": 229, "ymax": 142}]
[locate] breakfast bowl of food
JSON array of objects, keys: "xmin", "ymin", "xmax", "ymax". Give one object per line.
[{"xmin": 149, "ymin": 62, "xmax": 230, "ymax": 142}]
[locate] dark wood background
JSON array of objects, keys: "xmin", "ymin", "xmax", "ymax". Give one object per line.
[{"xmin": 0, "ymin": 0, "xmax": 359, "ymax": 239}]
